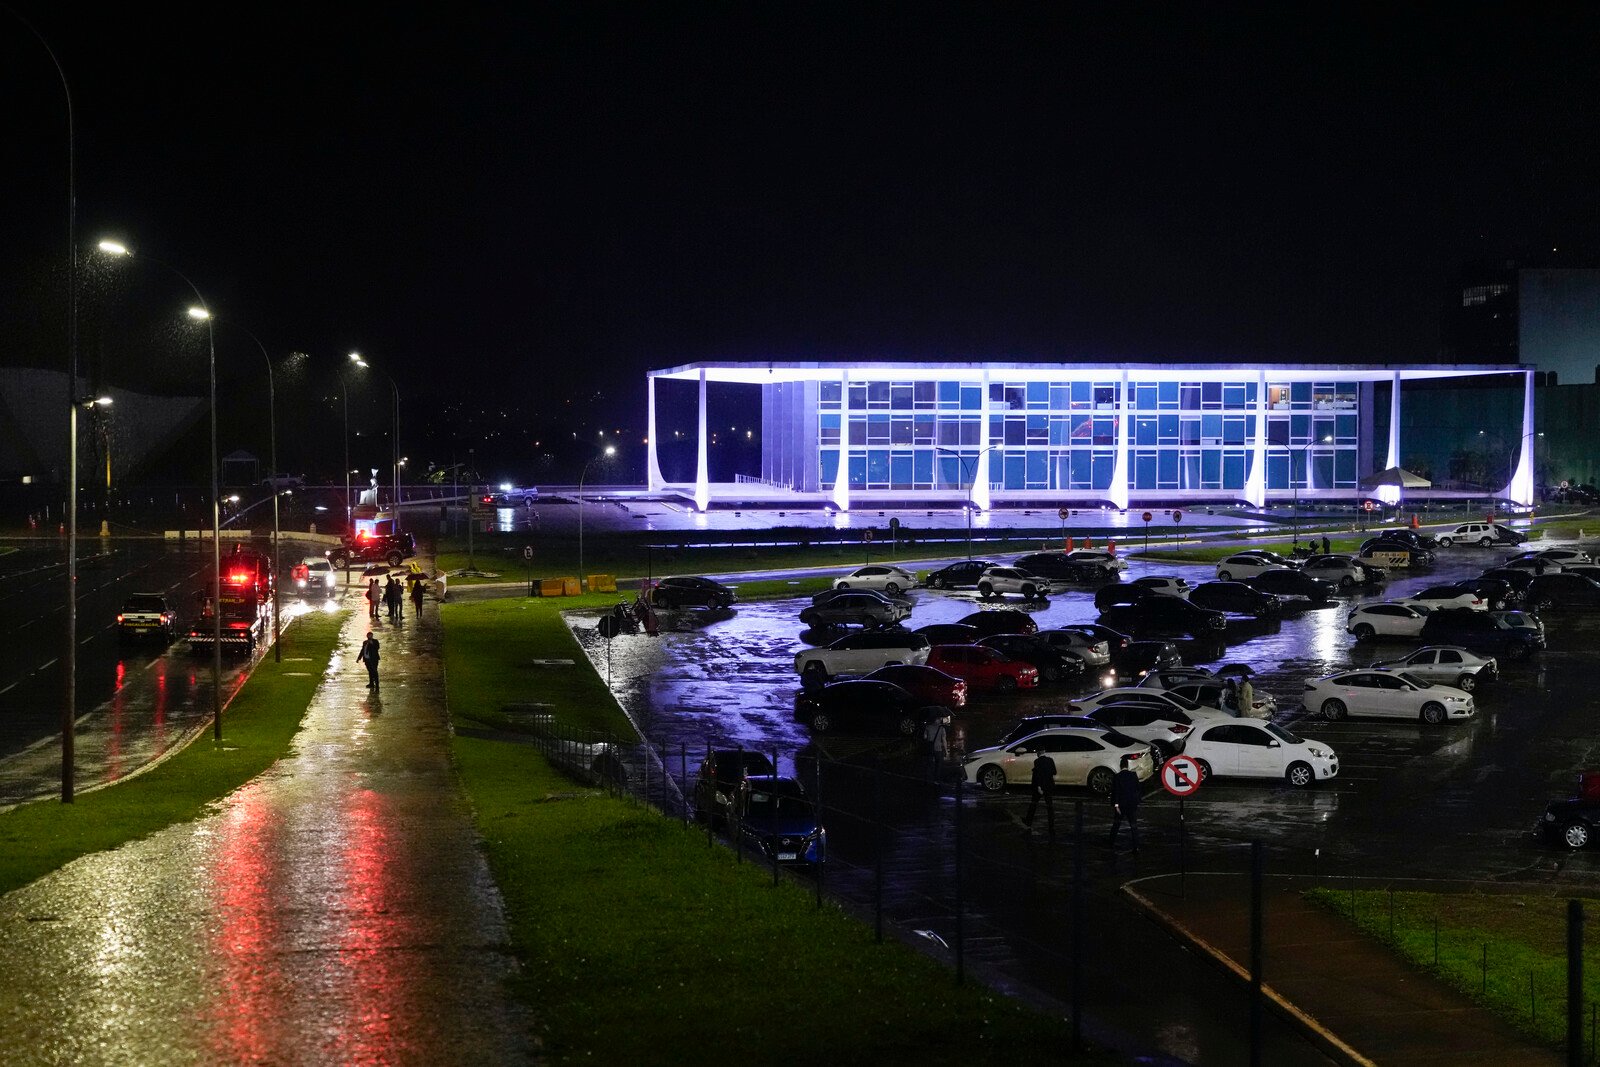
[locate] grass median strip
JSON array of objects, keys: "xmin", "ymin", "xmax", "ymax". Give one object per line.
[
  {"xmin": 0, "ymin": 609, "xmax": 346, "ymax": 897},
  {"xmin": 442, "ymin": 597, "xmax": 1088, "ymax": 1063},
  {"xmin": 1307, "ymin": 887, "xmax": 1600, "ymax": 1053}
]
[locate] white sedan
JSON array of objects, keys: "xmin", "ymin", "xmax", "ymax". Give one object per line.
[
  {"xmin": 1395, "ymin": 585, "xmax": 1486, "ymax": 612},
  {"xmin": 1302, "ymin": 669, "xmax": 1475, "ymax": 725},
  {"xmin": 1346, "ymin": 602, "xmax": 1431, "ymax": 640},
  {"xmin": 1183, "ymin": 720, "xmax": 1338, "ymax": 788},
  {"xmin": 1065, "ymin": 549, "xmax": 1127, "ymax": 572},
  {"xmin": 1215, "ymin": 554, "xmax": 1293, "ymax": 581},
  {"xmin": 832, "ymin": 565, "xmax": 918, "ymax": 596},
  {"xmin": 793, "ymin": 630, "xmax": 931, "ymax": 681},
  {"xmin": 962, "ymin": 727, "xmax": 1153, "ymax": 796},
  {"xmin": 1131, "ymin": 576, "xmax": 1193, "ymax": 599}
]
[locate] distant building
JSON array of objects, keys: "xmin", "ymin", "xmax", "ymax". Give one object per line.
[{"xmin": 1446, "ymin": 261, "xmax": 1600, "ymax": 386}]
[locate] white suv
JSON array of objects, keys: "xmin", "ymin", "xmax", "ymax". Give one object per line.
[
  {"xmin": 976, "ymin": 566, "xmax": 1057, "ymax": 599},
  {"xmin": 794, "ymin": 630, "xmax": 931, "ymax": 683}
]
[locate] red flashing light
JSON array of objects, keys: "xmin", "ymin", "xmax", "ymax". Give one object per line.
[
  {"xmin": 116, "ymin": 614, "xmax": 125, "ymax": 624},
  {"xmin": 228, "ymin": 570, "xmax": 250, "ymax": 584}
]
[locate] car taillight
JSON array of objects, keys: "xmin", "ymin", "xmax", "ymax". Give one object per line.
[
  {"xmin": 1304, "ymin": 682, "xmax": 1316, "ymax": 691},
  {"xmin": 1169, "ymin": 723, "xmax": 1190, "ymax": 734},
  {"xmin": 116, "ymin": 614, "xmax": 124, "ymax": 624}
]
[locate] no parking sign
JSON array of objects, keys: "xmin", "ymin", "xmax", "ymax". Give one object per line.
[{"xmin": 1161, "ymin": 755, "xmax": 1203, "ymax": 797}]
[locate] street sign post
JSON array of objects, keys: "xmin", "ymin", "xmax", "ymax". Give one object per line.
[
  {"xmin": 524, "ymin": 544, "xmax": 534, "ymax": 596},
  {"xmin": 1058, "ymin": 506, "xmax": 1069, "ymax": 548},
  {"xmin": 1171, "ymin": 509, "xmax": 1183, "ymax": 546},
  {"xmin": 1162, "ymin": 755, "xmax": 1202, "ymax": 797},
  {"xmin": 863, "ymin": 527, "xmax": 873, "ymax": 564},
  {"xmin": 1142, "ymin": 510, "xmax": 1153, "ymax": 551}
]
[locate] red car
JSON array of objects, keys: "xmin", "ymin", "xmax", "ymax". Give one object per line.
[
  {"xmin": 926, "ymin": 645, "xmax": 1040, "ymax": 692},
  {"xmin": 865, "ymin": 664, "xmax": 968, "ymax": 710},
  {"xmin": 956, "ymin": 609, "xmax": 1039, "ymax": 637}
]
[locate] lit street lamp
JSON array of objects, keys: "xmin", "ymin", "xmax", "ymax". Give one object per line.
[
  {"xmin": 98, "ymin": 240, "xmax": 224, "ymax": 741},
  {"xmin": 578, "ymin": 445, "xmax": 617, "ymax": 590},
  {"xmin": 1290, "ymin": 434, "xmax": 1333, "ymax": 549},
  {"xmin": 349, "ymin": 352, "xmax": 402, "ymax": 532},
  {"xmin": 935, "ymin": 444, "xmax": 1000, "ymax": 560}
]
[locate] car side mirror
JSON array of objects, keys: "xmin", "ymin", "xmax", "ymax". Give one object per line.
[
  {"xmin": 1268, "ymin": 740, "xmax": 1281, "ymax": 747},
  {"xmin": 1012, "ymin": 746, "xmax": 1031, "ymax": 755}
]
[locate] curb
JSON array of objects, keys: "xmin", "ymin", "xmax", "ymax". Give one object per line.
[{"xmin": 1123, "ymin": 880, "xmax": 1377, "ymax": 1067}]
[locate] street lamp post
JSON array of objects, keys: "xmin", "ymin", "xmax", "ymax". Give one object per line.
[
  {"xmin": 349, "ymin": 353, "xmax": 401, "ymax": 532},
  {"xmin": 577, "ymin": 446, "xmax": 617, "ymax": 590},
  {"xmin": 219, "ymin": 325, "xmax": 284, "ymax": 661},
  {"xmin": 936, "ymin": 445, "xmax": 999, "ymax": 559},
  {"xmin": 98, "ymin": 241, "xmax": 224, "ymax": 740},
  {"xmin": 1290, "ymin": 435, "xmax": 1333, "ymax": 549},
  {"xmin": 336, "ymin": 364, "xmax": 353, "ymax": 537}
]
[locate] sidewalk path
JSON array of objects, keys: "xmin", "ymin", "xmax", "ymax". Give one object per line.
[
  {"xmin": 0, "ymin": 594, "xmax": 535, "ymax": 1064},
  {"xmin": 1126, "ymin": 872, "xmax": 1563, "ymax": 1066}
]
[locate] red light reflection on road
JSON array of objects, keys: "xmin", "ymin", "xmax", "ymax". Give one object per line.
[
  {"xmin": 202, "ymin": 785, "xmax": 280, "ymax": 1064},
  {"xmin": 331, "ymin": 787, "xmax": 407, "ymax": 1062}
]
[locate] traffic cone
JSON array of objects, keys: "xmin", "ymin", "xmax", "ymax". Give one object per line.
[
  {"xmin": 1083, "ymin": 536, "xmax": 1093, "ymax": 549},
  {"xmin": 1065, "ymin": 536, "xmax": 1074, "ymax": 551},
  {"xmin": 1410, "ymin": 514, "xmax": 1419, "ymax": 529},
  {"xmin": 1108, "ymin": 539, "xmax": 1117, "ymax": 555}
]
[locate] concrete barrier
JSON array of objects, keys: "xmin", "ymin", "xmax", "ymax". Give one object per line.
[{"xmin": 586, "ymin": 574, "xmax": 618, "ymax": 593}]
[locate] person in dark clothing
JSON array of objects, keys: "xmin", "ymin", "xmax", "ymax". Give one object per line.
[
  {"xmin": 357, "ymin": 631, "xmax": 380, "ymax": 690},
  {"xmin": 1108, "ymin": 756, "xmax": 1142, "ymax": 850},
  {"xmin": 384, "ymin": 576, "xmax": 402, "ymax": 621},
  {"xmin": 409, "ymin": 576, "xmax": 425, "ymax": 615},
  {"xmin": 1321, "ymin": 534, "xmax": 1331, "ymax": 555},
  {"xmin": 1025, "ymin": 752, "xmax": 1057, "ymax": 839}
]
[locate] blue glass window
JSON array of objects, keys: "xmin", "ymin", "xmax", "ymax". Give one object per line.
[
  {"xmin": 1223, "ymin": 416, "xmax": 1246, "ymax": 445},
  {"xmin": 1201, "ymin": 414, "xmax": 1222, "ymax": 441},
  {"xmin": 1070, "ymin": 449, "xmax": 1091, "ymax": 488},
  {"xmin": 1049, "ymin": 416, "xmax": 1070, "ymax": 445},
  {"xmin": 1158, "ymin": 380, "xmax": 1179, "ymax": 409},
  {"xmin": 1136, "ymin": 384, "xmax": 1159, "ymax": 410},
  {"xmin": 848, "ymin": 383, "xmax": 867, "ymax": 409},
  {"xmin": 1027, "ymin": 415, "xmax": 1048, "ymax": 443},
  {"xmin": 1134, "ymin": 452, "xmax": 1157, "ymax": 489},
  {"xmin": 1202, "ymin": 382, "xmax": 1223, "ymax": 409},
  {"xmin": 989, "ymin": 415, "xmax": 1005, "ymax": 445},
  {"xmin": 819, "ymin": 413, "xmax": 841, "ymax": 444},
  {"xmin": 1290, "ymin": 414, "xmax": 1310, "ymax": 443},
  {"xmin": 1050, "ymin": 384, "xmax": 1070, "ymax": 410},
  {"xmin": 913, "ymin": 414, "xmax": 935, "ymax": 442},
  {"xmin": 1005, "ymin": 418, "xmax": 1026, "ymax": 446},
  {"xmin": 937, "ymin": 455, "xmax": 964, "ymax": 488},
  {"xmin": 1091, "ymin": 452, "xmax": 1114, "ymax": 490},
  {"xmin": 913, "ymin": 449, "xmax": 933, "ymax": 485},
  {"xmin": 820, "ymin": 381, "xmax": 842, "ymax": 408},
  {"xmin": 938, "ymin": 381, "xmax": 961, "ymax": 409},
  {"xmin": 1222, "ymin": 452, "xmax": 1246, "ymax": 489},
  {"xmin": 866, "ymin": 449, "xmax": 889, "ymax": 485},
  {"xmin": 867, "ymin": 414, "xmax": 890, "ymax": 444},
  {"xmin": 1180, "ymin": 418, "xmax": 1201, "ymax": 444},
  {"xmin": 1266, "ymin": 452, "xmax": 1289, "ymax": 489},
  {"xmin": 890, "ymin": 383, "xmax": 912, "ymax": 410},
  {"xmin": 1093, "ymin": 417, "xmax": 1116, "ymax": 446},
  {"xmin": 1027, "ymin": 381, "xmax": 1048, "ymax": 408},
  {"xmin": 821, "ymin": 449, "xmax": 839, "ymax": 487},
  {"xmin": 1181, "ymin": 452, "xmax": 1201, "ymax": 489},
  {"xmin": 1071, "ymin": 381, "xmax": 1092, "ymax": 409},
  {"xmin": 1180, "ymin": 383, "xmax": 1202, "ymax": 410},
  {"xmin": 961, "ymin": 386, "xmax": 983, "ymax": 410},
  {"xmin": 1335, "ymin": 449, "xmax": 1356, "ymax": 487},
  {"xmin": 1158, "ymin": 415, "xmax": 1179, "ymax": 443},
  {"xmin": 960, "ymin": 418, "xmax": 982, "ymax": 446},
  {"xmin": 1202, "ymin": 450, "xmax": 1222, "ymax": 488},
  {"xmin": 890, "ymin": 453, "xmax": 913, "ymax": 488},
  {"xmin": 1158, "ymin": 449, "xmax": 1179, "ymax": 487},
  {"xmin": 1026, "ymin": 450, "xmax": 1047, "ymax": 487},
  {"xmin": 1291, "ymin": 382, "xmax": 1313, "ymax": 407},
  {"xmin": 1135, "ymin": 417, "xmax": 1158, "ymax": 445},
  {"xmin": 1336, "ymin": 414, "xmax": 1357, "ymax": 441},
  {"xmin": 1223, "ymin": 383, "xmax": 1246, "ymax": 409},
  {"xmin": 848, "ymin": 416, "xmax": 867, "ymax": 445},
  {"xmin": 913, "ymin": 381, "xmax": 936, "ymax": 409},
  {"xmin": 890, "ymin": 417, "xmax": 913, "ymax": 444},
  {"xmin": 848, "ymin": 453, "xmax": 867, "ymax": 488}
]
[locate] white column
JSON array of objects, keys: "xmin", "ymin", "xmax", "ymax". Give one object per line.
[
  {"xmin": 694, "ymin": 369, "xmax": 710, "ymax": 512},
  {"xmin": 973, "ymin": 370, "xmax": 992, "ymax": 511},
  {"xmin": 831, "ymin": 370, "xmax": 850, "ymax": 512},
  {"xmin": 1108, "ymin": 370, "xmax": 1130, "ymax": 510},
  {"xmin": 646, "ymin": 375, "xmax": 665, "ymax": 492},
  {"xmin": 1505, "ymin": 370, "xmax": 1536, "ymax": 506},
  {"xmin": 1243, "ymin": 370, "xmax": 1267, "ymax": 508},
  {"xmin": 1377, "ymin": 371, "xmax": 1402, "ymax": 505}
]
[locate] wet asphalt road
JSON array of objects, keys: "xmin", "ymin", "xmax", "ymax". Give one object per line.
[{"xmin": 573, "ymin": 539, "xmax": 1600, "ymax": 1064}]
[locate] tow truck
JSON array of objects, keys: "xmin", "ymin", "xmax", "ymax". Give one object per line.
[{"xmin": 188, "ymin": 545, "xmax": 274, "ymax": 654}]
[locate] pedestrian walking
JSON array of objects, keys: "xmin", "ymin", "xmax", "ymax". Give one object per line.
[
  {"xmin": 924, "ymin": 716, "xmax": 949, "ymax": 778},
  {"xmin": 1321, "ymin": 534, "xmax": 1331, "ymax": 555},
  {"xmin": 1108, "ymin": 756, "xmax": 1142, "ymax": 851},
  {"xmin": 409, "ymin": 575, "xmax": 425, "ymax": 615},
  {"xmin": 365, "ymin": 579, "xmax": 381, "ymax": 620},
  {"xmin": 357, "ymin": 630, "xmax": 380, "ymax": 690},
  {"xmin": 1024, "ymin": 751, "xmax": 1057, "ymax": 840}
]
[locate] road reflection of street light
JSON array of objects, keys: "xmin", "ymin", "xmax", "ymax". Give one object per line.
[
  {"xmin": 935, "ymin": 444, "xmax": 1000, "ymax": 560},
  {"xmin": 578, "ymin": 445, "xmax": 617, "ymax": 590},
  {"xmin": 99, "ymin": 240, "xmax": 224, "ymax": 740}
]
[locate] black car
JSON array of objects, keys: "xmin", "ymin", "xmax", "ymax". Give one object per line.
[
  {"xmin": 1098, "ymin": 597, "xmax": 1226, "ymax": 638},
  {"xmin": 650, "ymin": 575, "xmax": 737, "ymax": 610},
  {"xmin": 1450, "ymin": 576, "xmax": 1520, "ymax": 610},
  {"xmin": 1418, "ymin": 607, "xmax": 1545, "ymax": 660},
  {"xmin": 977, "ymin": 633, "xmax": 1086, "ymax": 684},
  {"xmin": 1011, "ymin": 551, "xmax": 1115, "ymax": 583},
  {"xmin": 1115, "ymin": 639, "xmax": 1181, "ymax": 676},
  {"xmin": 1245, "ymin": 569, "xmax": 1337, "ymax": 604},
  {"xmin": 1559, "ymin": 564, "xmax": 1600, "ymax": 585},
  {"xmin": 1093, "ymin": 583, "xmax": 1157, "ymax": 610},
  {"xmin": 1523, "ymin": 573, "xmax": 1600, "ymax": 612},
  {"xmin": 924, "ymin": 559, "xmax": 997, "ymax": 589},
  {"xmin": 793, "ymin": 680, "xmax": 950, "ymax": 735},
  {"xmin": 913, "ymin": 622, "xmax": 981, "ymax": 645},
  {"xmin": 693, "ymin": 749, "xmax": 777, "ymax": 825},
  {"xmin": 1480, "ymin": 567, "xmax": 1536, "ymax": 597},
  {"xmin": 328, "ymin": 530, "xmax": 416, "ymax": 568},
  {"xmin": 1188, "ymin": 581, "xmax": 1282, "ymax": 618},
  {"xmin": 956, "ymin": 609, "xmax": 1038, "ymax": 636},
  {"xmin": 1381, "ymin": 528, "xmax": 1441, "ymax": 552},
  {"xmin": 1538, "ymin": 795, "xmax": 1600, "ymax": 849},
  {"xmin": 798, "ymin": 591, "xmax": 909, "ymax": 629}
]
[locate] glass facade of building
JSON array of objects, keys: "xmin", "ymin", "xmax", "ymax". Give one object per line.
[{"xmin": 815, "ymin": 375, "xmax": 1361, "ymax": 493}]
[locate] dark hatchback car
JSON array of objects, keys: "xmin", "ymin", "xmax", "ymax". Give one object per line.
[
  {"xmin": 1098, "ymin": 597, "xmax": 1226, "ymax": 638},
  {"xmin": 1523, "ymin": 573, "xmax": 1600, "ymax": 612},
  {"xmin": 913, "ymin": 622, "xmax": 982, "ymax": 645},
  {"xmin": 793, "ymin": 679, "xmax": 950, "ymax": 735},
  {"xmin": 956, "ymin": 609, "xmax": 1038, "ymax": 636},
  {"xmin": 1245, "ymin": 569, "xmax": 1337, "ymax": 604},
  {"xmin": 1538, "ymin": 794, "xmax": 1600, "ymax": 849},
  {"xmin": 1114, "ymin": 640, "xmax": 1184, "ymax": 676},
  {"xmin": 977, "ymin": 633, "xmax": 1086, "ymax": 684},
  {"xmin": 1011, "ymin": 551, "xmax": 1115, "ymax": 583},
  {"xmin": 924, "ymin": 559, "xmax": 997, "ymax": 589},
  {"xmin": 1093, "ymin": 583, "xmax": 1157, "ymax": 610},
  {"xmin": 1381, "ymin": 528, "xmax": 1441, "ymax": 552},
  {"xmin": 798, "ymin": 591, "xmax": 907, "ymax": 629},
  {"xmin": 1419, "ymin": 607, "xmax": 1546, "ymax": 660},
  {"xmin": 732, "ymin": 775, "xmax": 825, "ymax": 866},
  {"xmin": 1188, "ymin": 581, "xmax": 1282, "ymax": 619},
  {"xmin": 693, "ymin": 749, "xmax": 777, "ymax": 826},
  {"xmin": 650, "ymin": 575, "xmax": 737, "ymax": 610},
  {"xmin": 1480, "ymin": 567, "xmax": 1537, "ymax": 597}
]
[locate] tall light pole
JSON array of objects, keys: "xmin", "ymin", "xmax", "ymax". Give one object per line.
[
  {"xmin": 349, "ymin": 352, "xmax": 402, "ymax": 532},
  {"xmin": 578, "ymin": 446, "xmax": 617, "ymax": 590},
  {"xmin": 215, "ymin": 323, "xmax": 284, "ymax": 661},
  {"xmin": 936, "ymin": 445, "xmax": 999, "ymax": 560},
  {"xmin": 13, "ymin": 9, "xmax": 80, "ymax": 801},
  {"xmin": 98, "ymin": 241, "xmax": 224, "ymax": 740},
  {"xmin": 335, "ymin": 360, "xmax": 354, "ymax": 540},
  {"xmin": 1290, "ymin": 435, "xmax": 1333, "ymax": 549}
]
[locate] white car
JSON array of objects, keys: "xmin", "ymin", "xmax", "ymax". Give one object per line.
[
  {"xmin": 1065, "ymin": 549, "xmax": 1127, "ymax": 573},
  {"xmin": 294, "ymin": 556, "xmax": 336, "ymax": 595},
  {"xmin": 1371, "ymin": 646, "xmax": 1498, "ymax": 691},
  {"xmin": 833, "ymin": 565, "xmax": 918, "ymax": 595},
  {"xmin": 1346, "ymin": 602, "xmax": 1432, "ymax": 640},
  {"xmin": 1215, "ymin": 554, "xmax": 1294, "ymax": 581},
  {"xmin": 794, "ymin": 630, "xmax": 931, "ymax": 682},
  {"xmin": 1079, "ymin": 705, "xmax": 1201, "ymax": 765},
  {"xmin": 1183, "ymin": 719, "xmax": 1338, "ymax": 788},
  {"xmin": 1394, "ymin": 585, "xmax": 1486, "ymax": 612},
  {"xmin": 1131, "ymin": 576, "xmax": 1192, "ymax": 599},
  {"xmin": 1166, "ymin": 680, "xmax": 1278, "ymax": 719},
  {"xmin": 1069, "ymin": 687, "xmax": 1232, "ymax": 720},
  {"xmin": 1499, "ymin": 556, "xmax": 1563, "ymax": 575},
  {"xmin": 1034, "ymin": 629, "xmax": 1112, "ymax": 669},
  {"xmin": 1302, "ymin": 669, "xmax": 1476, "ymax": 725},
  {"xmin": 1436, "ymin": 522, "xmax": 1509, "ymax": 547},
  {"xmin": 976, "ymin": 566, "xmax": 1057, "ymax": 599},
  {"xmin": 962, "ymin": 727, "xmax": 1154, "ymax": 796},
  {"xmin": 1507, "ymin": 549, "xmax": 1592, "ymax": 572}
]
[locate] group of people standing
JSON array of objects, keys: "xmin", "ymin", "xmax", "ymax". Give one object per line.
[{"xmin": 365, "ymin": 574, "xmax": 423, "ymax": 622}]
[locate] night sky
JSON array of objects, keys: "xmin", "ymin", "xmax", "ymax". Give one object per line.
[{"xmin": 6, "ymin": 4, "xmax": 1600, "ymax": 477}]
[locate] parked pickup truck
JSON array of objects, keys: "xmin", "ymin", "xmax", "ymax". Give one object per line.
[{"xmin": 118, "ymin": 594, "xmax": 177, "ymax": 643}]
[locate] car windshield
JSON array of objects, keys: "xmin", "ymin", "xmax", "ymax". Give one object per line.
[
  {"xmin": 1264, "ymin": 723, "xmax": 1303, "ymax": 745},
  {"xmin": 1161, "ymin": 691, "xmax": 1201, "ymax": 710},
  {"xmin": 1100, "ymin": 730, "xmax": 1140, "ymax": 748},
  {"xmin": 1396, "ymin": 672, "xmax": 1432, "ymax": 688},
  {"xmin": 746, "ymin": 791, "xmax": 813, "ymax": 819}
]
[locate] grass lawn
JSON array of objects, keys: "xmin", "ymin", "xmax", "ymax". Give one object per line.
[
  {"xmin": 1307, "ymin": 887, "xmax": 1600, "ymax": 1055},
  {"xmin": 0, "ymin": 609, "xmax": 347, "ymax": 897},
  {"xmin": 441, "ymin": 597, "xmax": 1096, "ymax": 1064}
]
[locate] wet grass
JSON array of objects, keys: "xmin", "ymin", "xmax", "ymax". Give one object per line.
[
  {"xmin": 1307, "ymin": 887, "xmax": 1600, "ymax": 1055},
  {"xmin": 443, "ymin": 597, "xmax": 1095, "ymax": 1065},
  {"xmin": 0, "ymin": 609, "xmax": 347, "ymax": 897}
]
